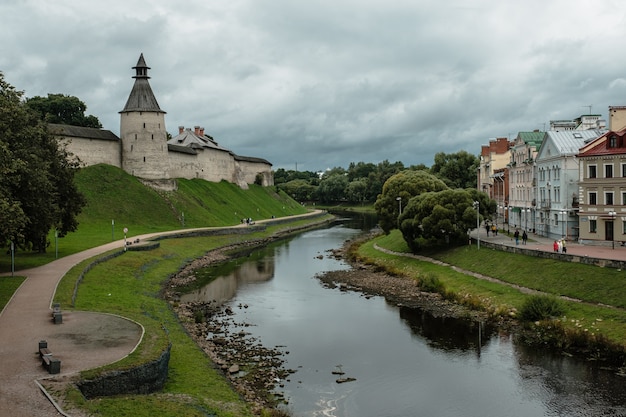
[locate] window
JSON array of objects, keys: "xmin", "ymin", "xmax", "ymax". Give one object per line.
[
  {"xmin": 623, "ymin": 220, "xmax": 626, "ymax": 235},
  {"xmin": 609, "ymin": 135, "xmax": 618, "ymax": 148},
  {"xmin": 589, "ymin": 192, "xmax": 597, "ymax": 205},
  {"xmin": 606, "ymin": 192, "xmax": 614, "ymax": 205},
  {"xmin": 589, "ymin": 165, "xmax": 597, "ymax": 178},
  {"xmin": 622, "ymin": 192, "xmax": 626, "ymax": 205},
  {"xmin": 590, "ymin": 219, "xmax": 597, "ymax": 233},
  {"xmin": 605, "ymin": 164, "xmax": 613, "ymax": 178},
  {"xmin": 622, "ymin": 163, "xmax": 626, "ymax": 177}
]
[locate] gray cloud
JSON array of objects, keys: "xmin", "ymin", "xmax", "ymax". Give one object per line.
[{"xmin": 3, "ymin": 0, "xmax": 626, "ymax": 171}]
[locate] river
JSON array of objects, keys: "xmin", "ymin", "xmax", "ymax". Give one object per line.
[{"xmin": 181, "ymin": 217, "xmax": 626, "ymax": 417}]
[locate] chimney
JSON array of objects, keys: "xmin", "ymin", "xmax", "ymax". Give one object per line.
[
  {"xmin": 199, "ymin": 127, "xmax": 205, "ymax": 136},
  {"xmin": 179, "ymin": 126, "xmax": 184, "ymax": 134},
  {"xmin": 194, "ymin": 126, "xmax": 200, "ymax": 135}
]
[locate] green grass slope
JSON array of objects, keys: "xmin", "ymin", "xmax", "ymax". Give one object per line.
[{"xmin": 1, "ymin": 164, "xmax": 307, "ymax": 271}]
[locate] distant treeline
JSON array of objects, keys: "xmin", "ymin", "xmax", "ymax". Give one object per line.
[{"xmin": 274, "ymin": 151, "xmax": 479, "ymax": 204}]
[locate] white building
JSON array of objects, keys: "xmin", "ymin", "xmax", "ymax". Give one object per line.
[{"xmin": 534, "ymin": 129, "xmax": 605, "ymax": 240}]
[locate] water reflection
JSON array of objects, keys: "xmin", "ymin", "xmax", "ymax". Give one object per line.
[
  {"xmin": 180, "ymin": 256, "xmax": 275, "ymax": 304},
  {"xmin": 180, "ymin": 221, "xmax": 626, "ymax": 417},
  {"xmin": 398, "ymin": 306, "xmax": 495, "ymax": 354}
]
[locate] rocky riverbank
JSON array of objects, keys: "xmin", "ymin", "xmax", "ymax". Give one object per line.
[{"xmin": 163, "ymin": 232, "xmax": 500, "ymax": 414}]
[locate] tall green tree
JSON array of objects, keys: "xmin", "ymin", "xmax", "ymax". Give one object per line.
[
  {"xmin": 0, "ymin": 73, "xmax": 86, "ymax": 252},
  {"xmin": 398, "ymin": 189, "xmax": 487, "ymax": 252},
  {"xmin": 430, "ymin": 151, "xmax": 479, "ymax": 189},
  {"xmin": 374, "ymin": 170, "xmax": 448, "ymax": 233},
  {"xmin": 316, "ymin": 173, "xmax": 349, "ymax": 203},
  {"xmin": 25, "ymin": 93, "xmax": 102, "ymax": 128}
]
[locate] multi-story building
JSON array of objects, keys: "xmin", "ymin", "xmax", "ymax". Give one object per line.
[
  {"xmin": 477, "ymin": 137, "xmax": 512, "ymax": 202},
  {"xmin": 508, "ymin": 131, "xmax": 544, "ymax": 231},
  {"xmin": 577, "ymin": 128, "xmax": 626, "ymax": 246},
  {"xmin": 534, "ymin": 129, "xmax": 605, "ymax": 240},
  {"xmin": 549, "ymin": 114, "xmax": 606, "ymax": 131}
]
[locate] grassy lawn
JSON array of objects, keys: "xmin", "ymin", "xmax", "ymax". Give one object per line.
[
  {"xmin": 0, "ymin": 276, "xmax": 26, "ymax": 311},
  {"xmin": 47, "ymin": 219, "xmax": 330, "ymax": 417},
  {"xmin": 364, "ymin": 230, "xmax": 626, "ymax": 345},
  {"xmin": 0, "ymin": 164, "xmax": 308, "ymax": 273}
]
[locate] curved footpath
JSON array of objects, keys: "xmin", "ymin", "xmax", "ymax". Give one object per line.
[
  {"xmin": 0, "ymin": 211, "xmax": 324, "ymax": 417},
  {"xmin": 1, "ymin": 216, "xmax": 623, "ymax": 416}
]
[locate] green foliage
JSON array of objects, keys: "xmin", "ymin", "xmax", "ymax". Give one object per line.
[
  {"xmin": 0, "ymin": 73, "xmax": 86, "ymax": 252},
  {"xmin": 430, "ymin": 150, "xmax": 479, "ymax": 189},
  {"xmin": 519, "ymin": 295, "xmax": 565, "ymax": 322},
  {"xmin": 374, "ymin": 170, "xmax": 448, "ymax": 234},
  {"xmin": 25, "ymin": 93, "xmax": 102, "ymax": 128},
  {"xmin": 399, "ymin": 188, "xmax": 486, "ymax": 251},
  {"xmin": 277, "ymin": 179, "xmax": 317, "ymax": 202},
  {"xmin": 419, "ymin": 272, "xmax": 445, "ymax": 293},
  {"xmin": 316, "ymin": 173, "xmax": 349, "ymax": 203}
]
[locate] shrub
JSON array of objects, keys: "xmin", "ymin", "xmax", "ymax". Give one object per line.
[
  {"xmin": 519, "ymin": 295, "xmax": 565, "ymax": 321},
  {"xmin": 419, "ymin": 272, "xmax": 445, "ymax": 293}
]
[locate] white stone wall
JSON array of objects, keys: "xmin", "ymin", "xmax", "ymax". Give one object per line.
[
  {"xmin": 61, "ymin": 137, "xmax": 122, "ymax": 168},
  {"xmin": 236, "ymin": 159, "xmax": 274, "ymax": 186}
]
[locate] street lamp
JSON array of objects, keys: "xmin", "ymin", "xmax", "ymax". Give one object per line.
[
  {"xmin": 559, "ymin": 210, "xmax": 566, "ymax": 239},
  {"xmin": 396, "ymin": 197, "xmax": 402, "ymax": 229},
  {"xmin": 524, "ymin": 208, "xmax": 529, "ymax": 232},
  {"xmin": 506, "ymin": 206, "xmax": 510, "ymax": 234},
  {"xmin": 473, "ymin": 201, "xmax": 480, "ymax": 249},
  {"xmin": 608, "ymin": 211, "xmax": 616, "ymax": 250}
]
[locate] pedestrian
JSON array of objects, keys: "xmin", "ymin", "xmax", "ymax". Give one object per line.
[
  {"xmin": 485, "ymin": 223, "xmax": 490, "ymax": 236},
  {"xmin": 561, "ymin": 238, "xmax": 567, "ymax": 253},
  {"xmin": 492, "ymin": 224, "xmax": 497, "ymax": 236},
  {"xmin": 558, "ymin": 240, "xmax": 563, "ymax": 253},
  {"xmin": 553, "ymin": 240, "xmax": 559, "ymax": 252},
  {"xmin": 522, "ymin": 230, "xmax": 528, "ymax": 245},
  {"xmin": 514, "ymin": 229, "xmax": 520, "ymax": 245}
]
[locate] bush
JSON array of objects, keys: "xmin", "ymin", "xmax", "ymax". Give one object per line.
[
  {"xmin": 419, "ymin": 272, "xmax": 445, "ymax": 293},
  {"xmin": 519, "ymin": 295, "xmax": 565, "ymax": 321}
]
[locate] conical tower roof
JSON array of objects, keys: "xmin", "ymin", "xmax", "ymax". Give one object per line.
[{"xmin": 120, "ymin": 53, "xmax": 165, "ymax": 113}]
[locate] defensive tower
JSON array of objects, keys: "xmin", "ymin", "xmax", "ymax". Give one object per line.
[{"xmin": 119, "ymin": 53, "xmax": 170, "ymax": 179}]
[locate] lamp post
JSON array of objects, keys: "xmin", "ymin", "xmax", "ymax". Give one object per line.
[
  {"xmin": 524, "ymin": 208, "xmax": 529, "ymax": 232},
  {"xmin": 609, "ymin": 211, "xmax": 616, "ymax": 250},
  {"xmin": 507, "ymin": 206, "xmax": 510, "ymax": 234},
  {"xmin": 396, "ymin": 197, "xmax": 402, "ymax": 229},
  {"xmin": 560, "ymin": 210, "xmax": 566, "ymax": 239},
  {"xmin": 123, "ymin": 227, "xmax": 128, "ymax": 251},
  {"xmin": 473, "ymin": 201, "xmax": 480, "ymax": 249}
]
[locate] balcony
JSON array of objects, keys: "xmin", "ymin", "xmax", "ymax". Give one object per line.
[{"xmin": 540, "ymin": 200, "xmax": 551, "ymax": 209}]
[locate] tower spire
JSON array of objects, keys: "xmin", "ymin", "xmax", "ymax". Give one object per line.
[{"xmin": 120, "ymin": 53, "xmax": 164, "ymax": 113}]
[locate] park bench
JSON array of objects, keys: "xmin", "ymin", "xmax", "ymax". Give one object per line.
[
  {"xmin": 38, "ymin": 340, "xmax": 61, "ymax": 374},
  {"xmin": 51, "ymin": 303, "xmax": 62, "ymax": 324}
]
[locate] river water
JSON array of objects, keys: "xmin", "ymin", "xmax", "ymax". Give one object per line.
[{"xmin": 181, "ymin": 218, "xmax": 626, "ymax": 417}]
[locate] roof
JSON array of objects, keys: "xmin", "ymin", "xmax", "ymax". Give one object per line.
[
  {"xmin": 539, "ymin": 129, "xmax": 606, "ymax": 157},
  {"xmin": 578, "ymin": 128, "xmax": 626, "ymax": 157},
  {"xmin": 167, "ymin": 129, "xmax": 230, "ymax": 152},
  {"xmin": 120, "ymin": 54, "xmax": 164, "ymax": 113},
  {"xmin": 233, "ymin": 154, "xmax": 272, "ymax": 165},
  {"xmin": 517, "ymin": 131, "xmax": 544, "ymax": 147},
  {"xmin": 48, "ymin": 123, "xmax": 119, "ymax": 141}
]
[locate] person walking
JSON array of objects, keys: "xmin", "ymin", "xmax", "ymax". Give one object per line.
[
  {"xmin": 514, "ymin": 229, "xmax": 520, "ymax": 245},
  {"xmin": 553, "ymin": 240, "xmax": 559, "ymax": 252},
  {"xmin": 561, "ymin": 238, "xmax": 567, "ymax": 253},
  {"xmin": 522, "ymin": 230, "xmax": 528, "ymax": 245}
]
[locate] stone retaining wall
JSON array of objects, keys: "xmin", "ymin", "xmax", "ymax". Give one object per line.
[
  {"xmin": 473, "ymin": 238, "xmax": 626, "ymax": 269},
  {"xmin": 77, "ymin": 344, "xmax": 171, "ymax": 399}
]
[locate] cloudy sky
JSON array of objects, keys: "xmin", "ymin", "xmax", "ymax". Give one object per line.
[{"xmin": 2, "ymin": 0, "xmax": 626, "ymax": 171}]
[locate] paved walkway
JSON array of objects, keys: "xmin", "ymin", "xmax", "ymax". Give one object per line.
[
  {"xmin": 471, "ymin": 227, "xmax": 626, "ymax": 262},
  {"xmin": 0, "ymin": 212, "xmax": 326, "ymax": 416}
]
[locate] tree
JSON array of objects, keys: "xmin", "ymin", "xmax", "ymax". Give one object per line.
[
  {"xmin": 0, "ymin": 73, "xmax": 86, "ymax": 252},
  {"xmin": 430, "ymin": 151, "xmax": 479, "ymax": 189},
  {"xmin": 398, "ymin": 189, "xmax": 485, "ymax": 252},
  {"xmin": 316, "ymin": 173, "xmax": 349, "ymax": 203},
  {"xmin": 278, "ymin": 179, "xmax": 317, "ymax": 202},
  {"xmin": 374, "ymin": 170, "xmax": 448, "ymax": 233},
  {"xmin": 25, "ymin": 93, "xmax": 102, "ymax": 128},
  {"xmin": 345, "ymin": 178, "xmax": 368, "ymax": 204}
]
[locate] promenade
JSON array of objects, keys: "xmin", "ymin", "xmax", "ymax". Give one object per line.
[
  {"xmin": 471, "ymin": 227, "xmax": 626, "ymax": 262},
  {"xmin": 0, "ymin": 211, "xmax": 325, "ymax": 416}
]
